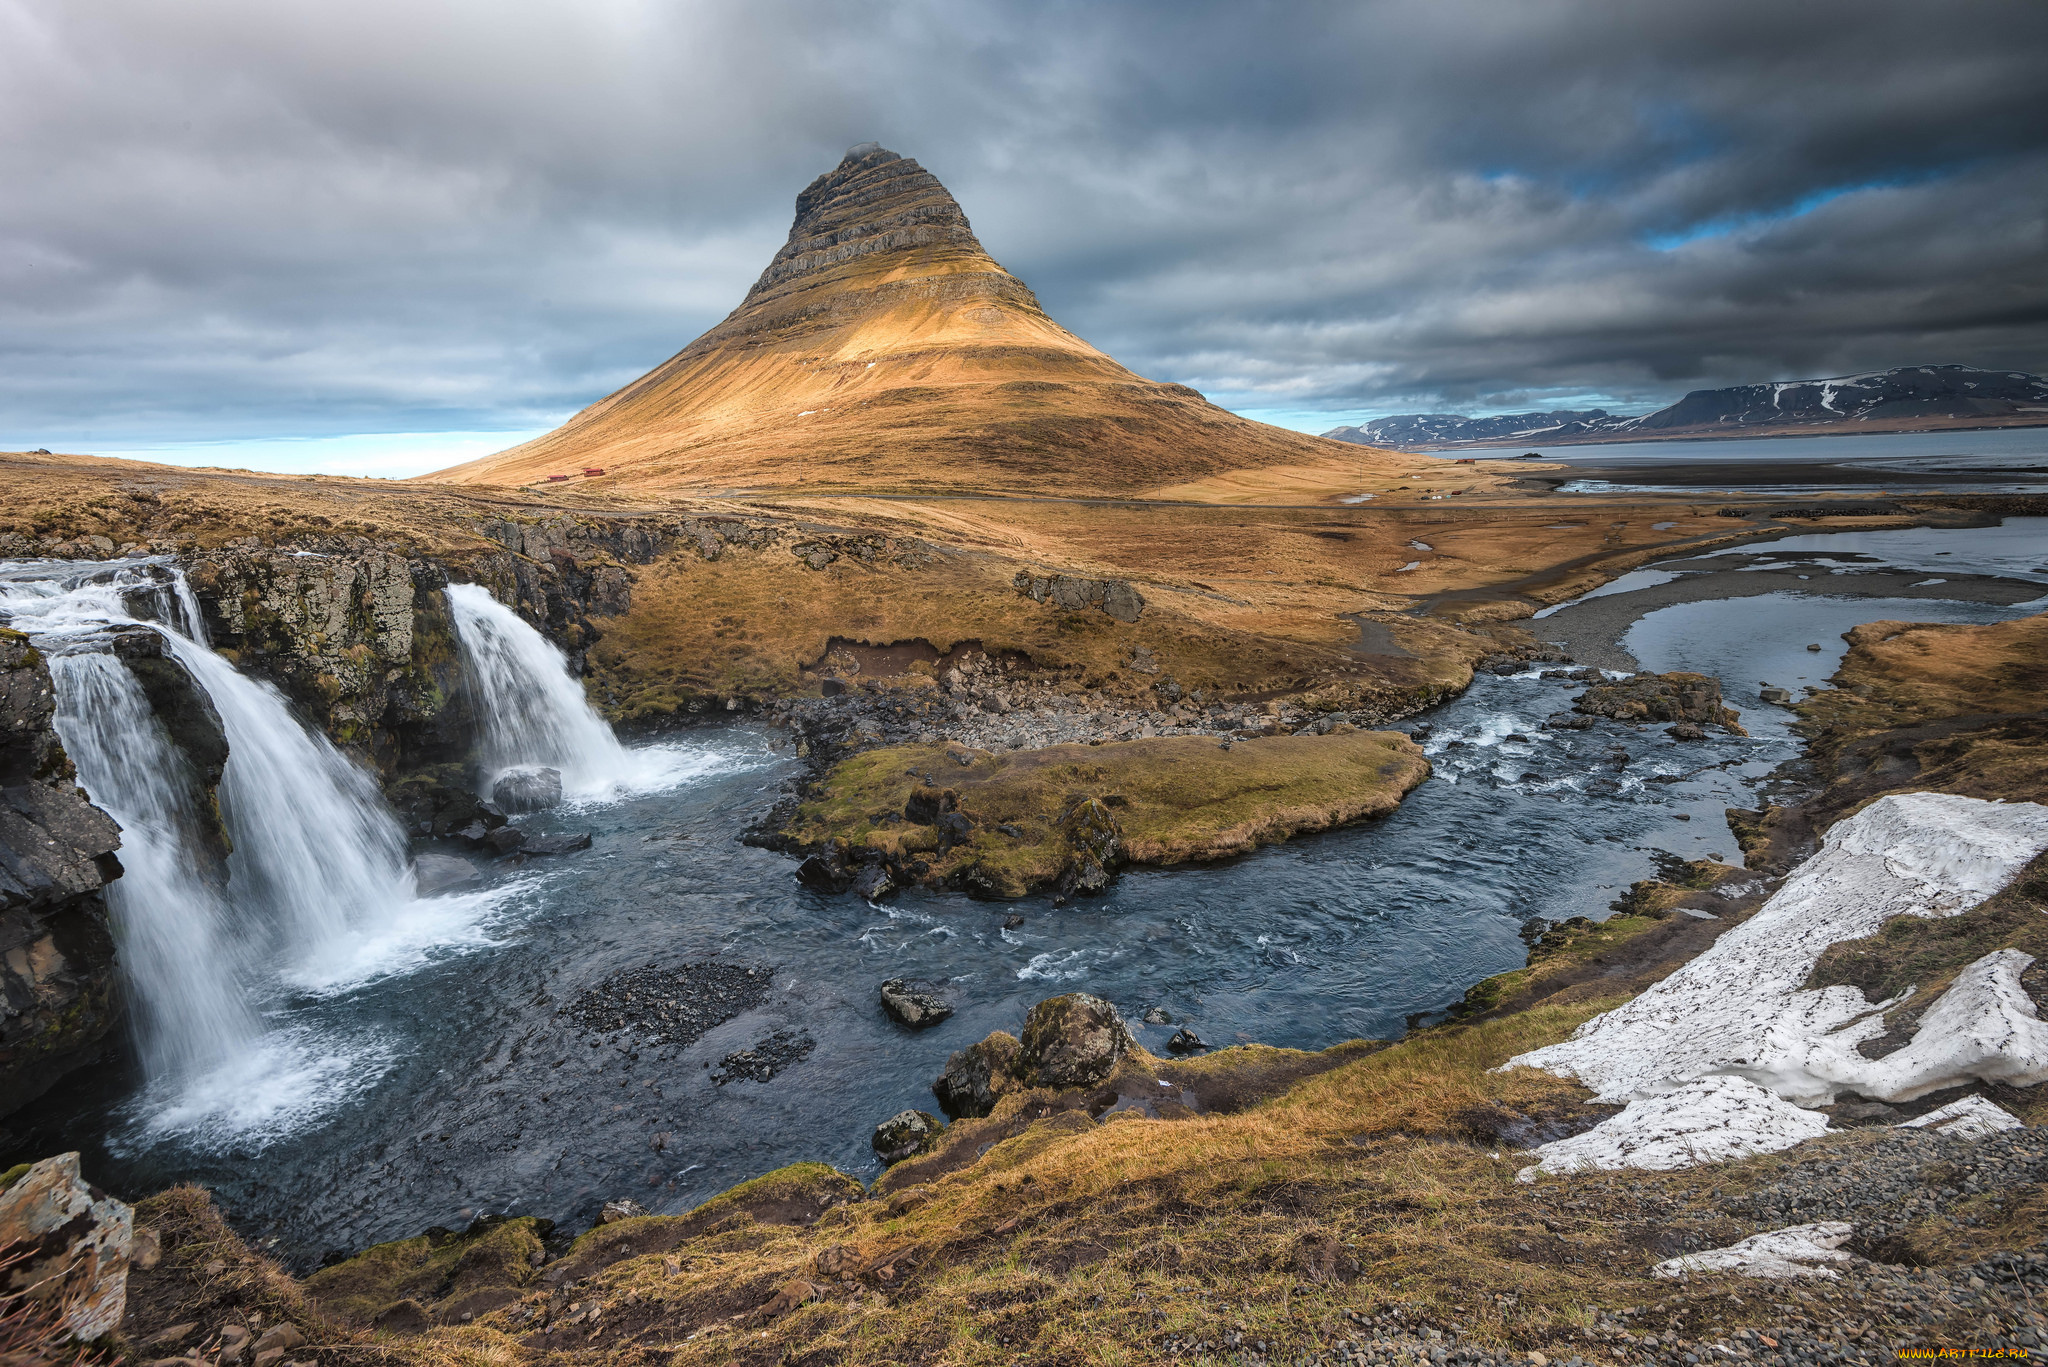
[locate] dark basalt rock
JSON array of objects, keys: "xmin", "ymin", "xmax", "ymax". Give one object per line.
[
  {"xmin": 933, "ymin": 1031, "xmax": 1021, "ymax": 1118},
  {"xmin": 520, "ymin": 831, "xmax": 592, "ymax": 857},
  {"xmin": 850, "ymin": 863, "xmax": 895, "ymax": 902},
  {"xmin": 871, "ymin": 1109, "xmax": 944, "ymax": 1165},
  {"xmin": 1167, "ymin": 1028, "xmax": 1208, "ymax": 1053},
  {"xmin": 714, "ymin": 1029, "xmax": 814, "ymax": 1085},
  {"xmin": 491, "ymin": 766, "xmax": 562, "ymax": 814},
  {"xmin": 562, "ymin": 961, "xmax": 773, "ymax": 1046},
  {"xmin": 0, "ymin": 630, "xmax": 125, "ymax": 1118},
  {"xmin": 1574, "ymin": 671, "xmax": 1746, "ymax": 734},
  {"xmin": 1017, "ymin": 992, "xmax": 1133, "ymax": 1089},
  {"xmin": 481, "ymin": 826, "xmax": 526, "ymax": 856},
  {"xmin": 796, "ymin": 850, "xmax": 853, "ymax": 894},
  {"xmin": 389, "ymin": 764, "xmax": 506, "ymax": 838},
  {"xmin": 879, "ymin": 978, "xmax": 953, "ymax": 1030}
]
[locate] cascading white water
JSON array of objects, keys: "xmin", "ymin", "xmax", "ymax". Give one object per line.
[
  {"xmin": 0, "ymin": 556, "xmax": 499, "ymax": 1141},
  {"xmin": 45, "ymin": 651, "xmax": 259, "ymax": 1081},
  {"xmin": 161, "ymin": 637, "xmax": 417, "ymax": 953},
  {"xmin": 443, "ymin": 583, "xmax": 638, "ymax": 798}
]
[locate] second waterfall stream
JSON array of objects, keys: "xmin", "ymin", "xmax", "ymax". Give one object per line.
[{"xmin": 444, "ymin": 582, "xmax": 687, "ymax": 800}]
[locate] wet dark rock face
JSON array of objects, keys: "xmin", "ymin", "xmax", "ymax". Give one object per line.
[
  {"xmin": 184, "ymin": 547, "xmax": 472, "ymax": 777},
  {"xmin": 387, "ymin": 765, "xmax": 506, "ymax": 839},
  {"xmin": 104, "ymin": 627, "xmax": 232, "ymax": 876},
  {"xmin": 560, "ymin": 962, "xmax": 774, "ymax": 1047},
  {"xmin": 0, "ymin": 629, "xmax": 124, "ymax": 1119},
  {"xmin": 491, "ymin": 766, "xmax": 562, "ymax": 814}
]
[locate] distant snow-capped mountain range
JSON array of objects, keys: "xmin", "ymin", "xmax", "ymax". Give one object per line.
[{"xmin": 1322, "ymin": 364, "xmax": 2048, "ymax": 448}]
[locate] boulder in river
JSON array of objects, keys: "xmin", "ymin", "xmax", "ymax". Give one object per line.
[
  {"xmin": 521, "ymin": 831, "xmax": 592, "ymax": 857},
  {"xmin": 1018, "ymin": 992, "xmax": 1133, "ymax": 1088},
  {"xmin": 1574, "ymin": 671, "xmax": 1746, "ymax": 734},
  {"xmin": 491, "ymin": 765, "xmax": 563, "ymax": 813},
  {"xmin": 879, "ymin": 978, "xmax": 953, "ymax": 1029},
  {"xmin": 411, "ymin": 853, "xmax": 482, "ymax": 896},
  {"xmin": 933, "ymin": 1031, "xmax": 1021, "ymax": 1118},
  {"xmin": 871, "ymin": 1109, "xmax": 944, "ymax": 1165}
]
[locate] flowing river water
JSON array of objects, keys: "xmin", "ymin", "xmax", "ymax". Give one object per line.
[{"xmin": 5, "ymin": 518, "xmax": 2046, "ymax": 1266}]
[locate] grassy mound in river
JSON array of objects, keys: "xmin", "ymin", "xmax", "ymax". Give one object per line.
[{"xmin": 780, "ymin": 728, "xmax": 1430, "ymax": 897}]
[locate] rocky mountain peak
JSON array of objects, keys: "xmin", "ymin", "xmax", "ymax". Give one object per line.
[{"xmin": 745, "ymin": 143, "xmax": 990, "ymax": 306}]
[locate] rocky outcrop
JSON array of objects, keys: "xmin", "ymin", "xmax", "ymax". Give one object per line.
[
  {"xmin": 491, "ymin": 765, "xmax": 562, "ymax": 814},
  {"xmin": 105, "ymin": 627, "xmax": 233, "ymax": 874},
  {"xmin": 0, "ymin": 631, "xmax": 123, "ymax": 1118},
  {"xmin": 1012, "ymin": 570, "xmax": 1144, "ymax": 623},
  {"xmin": 1016, "ymin": 993, "xmax": 1135, "ymax": 1089},
  {"xmin": 933, "ymin": 1031, "xmax": 1022, "ymax": 1118},
  {"xmin": 934, "ymin": 994, "xmax": 1135, "ymax": 1117},
  {"xmin": 1573, "ymin": 671, "xmax": 1745, "ymax": 733},
  {"xmin": 0, "ymin": 1152, "xmax": 139, "ymax": 1340},
  {"xmin": 185, "ymin": 545, "xmax": 471, "ymax": 774},
  {"xmin": 871, "ymin": 1109, "xmax": 944, "ymax": 1165},
  {"xmin": 774, "ymin": 731, "xmax": 1429, "ymax": 901}
]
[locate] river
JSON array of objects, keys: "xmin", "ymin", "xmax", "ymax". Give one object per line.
[{"xmin": 7, "ymin": 517, "xmax": 2046, "ymax": 1266}]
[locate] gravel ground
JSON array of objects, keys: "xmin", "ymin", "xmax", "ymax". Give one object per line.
[
  {"xmin": 1159, "ymin": 1125, "xmax": 2048, "ymax": 1366},
  {"xmin": 712, "ymin": 1028, "xmax": 816, "ymax": 1085},
  {"xmin": 559, "ymin": 961, "xmax": 774, "ymax": 1046}
]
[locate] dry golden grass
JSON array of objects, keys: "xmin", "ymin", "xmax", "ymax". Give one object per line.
[{"xmin": 783, "ymin": 730, "xmax": 1430, "ymax": 895}]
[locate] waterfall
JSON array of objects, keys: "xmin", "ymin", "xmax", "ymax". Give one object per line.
[
  {"xmin": 160, "ymin": 636, "xmax": 416, "ymax": 954},
  {"xmin": 0, "ymin": 557, "xmax": 469, "ymax": 1140},
  {"xmin": 45, "ymin": 652, "xmax": 259, "ymax": 1081},
  {"xmin": 443, "ymin": 583, "xmax": 637, "ymax": 798}
]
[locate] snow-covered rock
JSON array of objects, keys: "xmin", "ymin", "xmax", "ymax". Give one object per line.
[
  {"xmin": 1651, "ymin": 1222, "xmax": 1854, "ymax": 1281},
  {"xmin": 1898, "ymin": 1094, "xmax": 2024, "ymax": 1139},
  {"xmin": 1506, "ymin": 793, "xmax": 2048, "ymax": 1107},
  {"xmin": 1516, "ymin": 1076, "xmax": 1829, "ymax": 1180}
]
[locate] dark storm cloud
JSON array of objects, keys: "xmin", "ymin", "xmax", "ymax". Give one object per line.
[{"xmin": 3, "ymin": 0, "xmax": 2046, "ymax": 451}]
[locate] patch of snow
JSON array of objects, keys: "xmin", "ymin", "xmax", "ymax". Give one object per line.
[
  {"xmin": 1395, "ymin": 561, "xmax": 1421, "ymax": 572},
  {"xmin": 1516, "ymin": 1076, "xmax": 1828, "ymax": 1181},
  {"xmin": 1652, "ymin": 1222, "xmax": 1853, "ymax": 1281},
  {"xmin": 1410, "ymin": 540, "xmax": 1433, "ymax": 551},
  {"xmin": 1504, "ymin": 794, "xmax": 2048, "ymax": 1117},
  {"xmin": 1897, "ymin": 1094, "xmax": 2024, "ymax": 1139},
  {"xmin": 1911, "ymin": 578, "xmax": 1948, "ymax": 587}
]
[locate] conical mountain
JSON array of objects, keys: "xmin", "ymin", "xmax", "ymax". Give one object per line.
[{"xmin": 426, "ymin": 144, "xmax": 1362, "ymax": 496}]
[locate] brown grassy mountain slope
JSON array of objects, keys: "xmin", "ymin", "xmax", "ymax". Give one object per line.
[{"xmin": 424, "ymin": 143, "xmax": 1412, "ymax": 497}]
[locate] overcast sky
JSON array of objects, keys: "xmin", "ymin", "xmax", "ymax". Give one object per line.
[{"xmin": 4, "ymin": 0, "xmax": 2046, "ymax": 473}]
